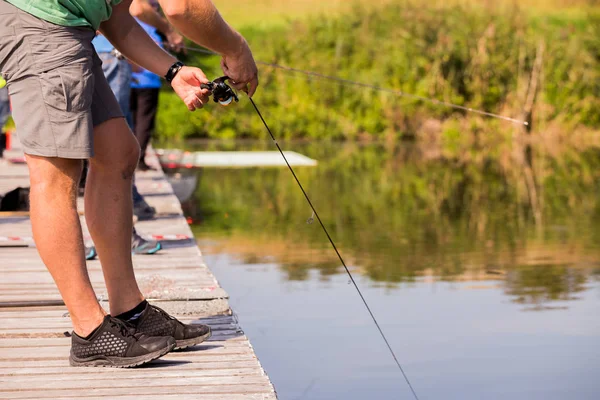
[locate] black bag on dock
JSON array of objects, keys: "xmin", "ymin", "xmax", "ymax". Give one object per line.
[{"xmin": 0, "ymin": 186, "xmax": 30, "ymax": 211}]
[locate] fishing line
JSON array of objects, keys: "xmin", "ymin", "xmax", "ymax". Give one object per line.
[
  {"xmin": 195, "ymin": 66, "xmax": 424, "ymax": 398},
  {"xmin": 248, "ymin": 97, "xmax": 421, "ymax": 400},
  {"xmin": 179, "ymin": 43, "xmax": 527, "ymax": 125}
]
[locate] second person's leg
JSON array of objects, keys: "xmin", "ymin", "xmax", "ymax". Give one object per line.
[{"xmin": 132, "ymin": 88, "xmax": 159, "ymax": 169}]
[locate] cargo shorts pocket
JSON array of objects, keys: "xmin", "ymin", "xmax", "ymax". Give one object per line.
[{"xmin": 40, "ymin": 62, "xmax": 94, "ymax": 121}]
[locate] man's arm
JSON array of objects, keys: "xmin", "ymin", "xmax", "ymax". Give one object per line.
[
  {"xmin": 129, "ymin": 0, "xmax": 184, "ymax": 52},
  {"xmin": 100, "ymin": 1, "xmax": 209, "ymax": 111},
  {"xmin": 100, "ymin": 3, "xmax": 175, "ymax": 79},
  {"xmin": 158, "ymin": 0, "xmax": 258, "ymax": 96}
]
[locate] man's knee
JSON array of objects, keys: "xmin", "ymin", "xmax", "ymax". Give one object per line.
[
  {"xmin": 27, "ymin": 156, "xmax": 82, "ymax": 199},
  {"xmin": 120, "ymin": 140, "xmax": 140, "ymax": 179},
  {"xmin": 91, "ymin": 118, "xmax": 140, "ymax": 179},
  {"xmin": 92, "ymin": 140, "xmax": 139, "ymax": 179}
]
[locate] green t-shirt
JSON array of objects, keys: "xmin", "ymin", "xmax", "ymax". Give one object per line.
[{"xmin": 6, "ymin": 0, "xmax": 122, "ymax": 30}]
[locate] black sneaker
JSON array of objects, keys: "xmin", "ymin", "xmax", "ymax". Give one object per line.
[
  {"xmin": 123, "ymin": 303, "xmax": 211, "ymax": 350},
  {"xmin": 69, "ymin": 315, "xmax": 175, "ymax": 368},
  {"xmin": 137, "ymin": 160, "xmax": 156, "ymax": 171},
  {"xmin": 133, "ymin": 199, "xmax": 157, "ymax": 221}
]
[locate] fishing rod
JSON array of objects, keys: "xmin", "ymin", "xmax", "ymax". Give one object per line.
[
  {"xmin": 200, "ymin": 77, "xmax": 421, "ymax": 400},
  {"xmin": 182, "ymin": 43, "xmax": 527, "ymax": 126}
]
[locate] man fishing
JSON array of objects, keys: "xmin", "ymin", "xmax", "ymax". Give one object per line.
[{"xmin": 0, "ymin": 0, "xmax": 258, "ymax": 367}]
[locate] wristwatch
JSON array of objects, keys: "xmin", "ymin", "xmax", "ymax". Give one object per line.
[{"xmin": 164, "ymin": 61, "xmax": 184, "ymax": 83}]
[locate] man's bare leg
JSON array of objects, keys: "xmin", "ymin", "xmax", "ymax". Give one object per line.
[
  {"xmin": 85, "ymin": 117, "xmax": 144, "ymax": 316},
  {"xmin": 27, "ymin": 156, "xmax": 105, "ymax": 336}
]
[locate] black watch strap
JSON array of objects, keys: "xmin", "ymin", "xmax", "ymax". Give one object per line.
[{"xmin": 164, "ymin": 61, "xmax": 184, "ymax": 83}]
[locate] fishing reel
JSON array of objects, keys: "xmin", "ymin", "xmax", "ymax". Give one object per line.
[{"xmin": 200, "ymin": 76, "xmax": 239, "ymax": 106}]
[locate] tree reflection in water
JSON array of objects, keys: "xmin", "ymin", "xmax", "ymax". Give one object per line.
[{"xmin": 173, "ymin": 140, "xmax": 600, "ymax": 310}]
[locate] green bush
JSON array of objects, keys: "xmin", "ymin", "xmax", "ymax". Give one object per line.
[{"xmin": 156, "ymin": 1, "xmax": 599, "ymax": 142}]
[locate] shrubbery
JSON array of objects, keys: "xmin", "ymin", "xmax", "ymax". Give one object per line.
[{"xmin": 156, "ymin": 1, "xmax": 599, "ymax": 142}]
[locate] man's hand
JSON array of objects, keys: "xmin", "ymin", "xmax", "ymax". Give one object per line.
[
  {"xmin": 157, "ymin": 0, "xmax": 260, "ymax": 96},
  {"xmin": 220, "ymin": 36, "xmax": 259, "ymax": 97},
  {"xmin": 131, "ymin": 0, "xmax": 184, "ymax": 52},
  {"xmin": 171, "ymin": 66, "xmax": 211, "ymax": 111},
  {"xmin": 165, "ymin": 29, "xmax": 185, "ymax": 53}
]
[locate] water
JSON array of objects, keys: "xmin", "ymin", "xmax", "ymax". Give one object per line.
[{"xmin": 172, "ymin": 140, "xmax": 600, "ymax": 399}]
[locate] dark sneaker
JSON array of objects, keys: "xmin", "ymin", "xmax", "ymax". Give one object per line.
[
  {"xmin": 133, "ymin": 199, "xmax": 157, "ymax": 221},
  {"xmin": 69, "ymin": 315, "xmax": 175, "ymax": 368},
  {"xmin": 123, "ymin": 303, "xmax": 211, "ymax": 350},
  {"xmin": 132, "ymin": 230, "xmax": 162, "ymax": 255},
  {"xmin": 137, "ymin": 160, "xmax": 156, "ymax": 171}
]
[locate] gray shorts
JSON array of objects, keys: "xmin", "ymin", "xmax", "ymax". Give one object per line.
[{"xmin": 0, "ymin": 1, "xmax": 124, "ymax": 159}]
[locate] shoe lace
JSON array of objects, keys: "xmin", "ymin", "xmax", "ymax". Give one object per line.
[
  {"xmin": 151, "ymin": 305, "xmax": 179, "ymax": 323},
  {"xmin": 131, "ymin": 232, "xmax": 160, "ymax": 252},
  {"xmin": 131, "ymin": 231, "xmax": 144, "ymax": 248},
  {"xmin": 109, "ymin": 317, "xmax": 141, "ymax": 340}
]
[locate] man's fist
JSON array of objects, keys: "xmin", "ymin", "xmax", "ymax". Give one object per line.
[
  {"xmin": 170, "ymin": 66, "xmax": 211, "ymax": 111},
  {"xmin": 221, "ymin": 35, "xmax": 259, "ymax": 97}
]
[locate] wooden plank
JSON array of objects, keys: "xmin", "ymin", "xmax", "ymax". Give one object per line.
[
  {"xmin": 49, "ymin": 395, "xmax": 276, "ymax": 400},
  {"xmin": 4, "ymin": 368, "xmax": 265, "ymax": 381},
  {"xmin": 0, "ymin": 378, "xmax": 273, "ymax": 392},
  {"xmin": 49, "ymin": 395, "xmax": 277, "ymax": 400},
  {"xmin": 0, "ymin": 354, "xmax": 259, "ymax": 369},
  {"xmin": 53, "ymin": 395, "xmax": 276, "ymax": 400},
  {"xmin": 1, "ymin": 343, "xmax": 256, "ymax": 358},
  {"xmin": 156, "ymin": 149, "xmax": 317, "ymax": 168},
  {"xmin": 0, "ymin": 361, "xmax": 264, "ymax": 374},
  {"xmin": 1, "ymin": 385, "xmax": 276, "ymax": 399}
]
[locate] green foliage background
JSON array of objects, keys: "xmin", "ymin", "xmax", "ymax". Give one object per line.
[{"xmin": 156, "ymin": 1, "xmax": 599, "ymax": 142}]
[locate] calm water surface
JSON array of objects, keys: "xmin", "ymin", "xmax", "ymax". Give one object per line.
[{"xmin": 171, "ymin": 141, "xmax": 600, "ymax": 399}]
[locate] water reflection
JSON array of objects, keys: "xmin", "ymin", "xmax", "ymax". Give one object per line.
[{"xmin": 169, "ymin": 140, "xmax": 600, "ymax": 309}]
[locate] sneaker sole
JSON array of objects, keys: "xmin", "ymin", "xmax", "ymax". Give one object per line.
[
  {"xmin": 174, "ymin": 328, "xmax": 212, "ymax": 351},
  {"xmin": 134, "ymin": 211, "xmax": 157, "ymax": 221},
  {"xmin": 69, "ymin": 342, "xmax": 175, "ymax": 368}
]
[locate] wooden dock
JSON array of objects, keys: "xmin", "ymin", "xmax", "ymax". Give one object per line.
[
  {"xmin": 0, "ymin": 144, "xmax": 277, "ymax": 399},
  {"xmin": 156, "ymin": 149, "xmax": 318, "ymax": 168}
]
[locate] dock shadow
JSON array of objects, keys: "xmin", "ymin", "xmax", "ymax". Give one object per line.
[
  {"xmin": 139, "ymin": 359, "xmax": 192, "ymax": 369},
  {"xmin": 138, "ymin": 192, "xmax": 173, "ymax": 198},
  {"xmin": 173, "ymin": 344, "xmax": 223, "ymax": 353},
  {"xmin": 0, "ymin": 216, "xmax": 29, "ymax": 224},
  {"xmin": 159, "ymin": 238, "xmax": 196, "ymax": 250},
  {"xmin": 148, "ymin": 213, "xmax": 184, "ymax": 221},
  {"xmin": 134, "ymin": 176, "xmax": 165, "ymax": 182}
]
